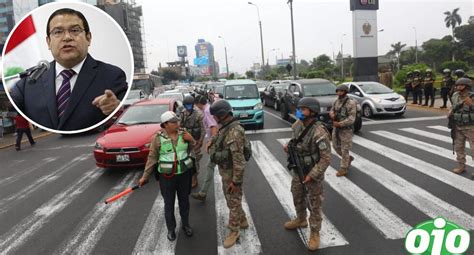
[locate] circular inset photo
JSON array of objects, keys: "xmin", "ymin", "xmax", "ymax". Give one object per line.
[{"xmin": 2, "ymin": 1, "xmax": 134, "ymax": 134}]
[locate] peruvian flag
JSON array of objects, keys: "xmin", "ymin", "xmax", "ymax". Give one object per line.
[{"xmin": 3, "ymin": 15, "xmax": 46, "ymax": 91}]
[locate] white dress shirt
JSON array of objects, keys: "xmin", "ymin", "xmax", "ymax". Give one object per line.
[{"xmin": 55, "ymin": 57, "xmax": 87, "ymax": 95}]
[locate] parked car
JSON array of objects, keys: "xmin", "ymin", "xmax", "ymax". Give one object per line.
[
  {"xmin": 280, "ymin": 79, "xmax": 362, "ymax": 132},
  {"xmin": 123, "ymin": 89, "xmax": 148, "ymax": 108},
  {"xmin": 93, "ymin": 98, "xmax": 181, "ymax": 168},
  {"xmin": 343, "ymin": 81, "xmax": 407, "ymax": 117},
  {"xmin": 262, "ymin": 80, "xmax": 290, "ymax": 110},
  {"xmin": 224, "ymin": 79, "xmax": 264, "ymax": 129}
]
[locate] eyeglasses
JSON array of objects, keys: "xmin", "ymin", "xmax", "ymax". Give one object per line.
[{"xmin": 49, "ymin": 27, "xmax": 85, "ymax": 38}]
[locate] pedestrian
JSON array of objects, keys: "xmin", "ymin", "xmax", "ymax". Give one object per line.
[
  {"xmin": 180, "ymin": 95, "xmax": 205, "ymax": 188},
  {"xmin": 0, "ymin": 112, "xmax": 4, "ymax": 138},
  {"xmin": 329, "ymin": 84, "xmax": 356, "ymax": 177},
  {"xmin": 423, "ymin": 69, "xmax": 435, "ymax": 107},
  {"xmin": 208, "ymin": 100, "xmax": 247, "ymax": 249},
  {"xmin": 404, "ymin": 72, "xmax": 413, "ymax": 102},
  {"xmin": 191, "ymin": 95, "xmax": 218, "ymax": 201},
  {"xmin": 283, "ymin": 97, "xmax": 331, "ymax": 251},
  {"xmin": 440, "ymin": 69, "xmax": 455, "ymax": 108},
  {"xmin": 448, "ymin": 78, "xmax": 474, "ymax": 175},
  {"xmin": 14, "ymin": 114, "xmax": 36, "ymax": 151},
  {"xmin": 138, "ymin": 111, "xmax": 196, "ymax": 241},
  {"xmin": 412, "ymin": 70, "xmax": 423, "ymax": 105}
]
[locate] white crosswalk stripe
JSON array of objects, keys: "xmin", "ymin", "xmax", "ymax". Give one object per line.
[
  {"xmin": 427, "ymin": 125, "xmax": 450, "ymax": 132},
  {"xmin": 352, "ymin": 135, "xmax": 474, "ymax": 196},
  {"xmin": 371, "ymin": 130, "xmax": 474, "ymax": 167},
  {"xmin": 399, "ymin": 127, "xmax": 470, "ymax": 149},
  {"xmin": 214, "ymin": 167, "xmax": 262, "ymax": 254},
  {"xmin": 252, "ymin": 141, "xmax": 348, "ymax": 248}
]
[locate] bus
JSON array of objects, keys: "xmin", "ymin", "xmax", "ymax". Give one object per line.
[{"xmin": 132, "ymin": 73, "xmax": 162, "ymax": 96}]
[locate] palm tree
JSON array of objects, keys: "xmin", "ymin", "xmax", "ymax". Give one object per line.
[
  {"xmin": 388, "ymin": 42, "xmax": 406, "ymax": 71},
  {"xmin": 444, "ymin": 8, "xmax": 462, "ymax": 60}
]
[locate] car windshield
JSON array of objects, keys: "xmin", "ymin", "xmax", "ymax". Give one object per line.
[
  {"xmin": 157, "ymin": 93, "xmax": 183, "ymax": 101},
  {"xmin": 117, "ymin": 104, "xmax": 169, "ymax": 125},
  {"xmin": 303, "ymin": 82, "xmax": 337, "ymax": 96},
  {"xmin": 274, "ymin": 84, "xmax": 288, "ymax": 92},
  {"xmin": 357, "ymin": 82, "xmax": 393, "ymax": 94},
  {"xmin": 214, "ymin": 85, "xmax": 224, "ymax": 94},
  {"xmin": 225, "ymin": 85, "xmax": 259, "ymax": 99}
]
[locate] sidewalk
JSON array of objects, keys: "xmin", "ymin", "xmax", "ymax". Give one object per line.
[
  {"xmin": 405, "ymin": 95, "xmax": 451, "ymax": 113},
  {"xmin": 0, "ymin": 128, "xmax": 53, "ymax": 150}
]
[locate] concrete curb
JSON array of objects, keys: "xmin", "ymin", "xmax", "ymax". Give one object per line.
[
  {"xmin": 0, "ymin": 131, "xmax": 53, "ymax": 150},
  {"xmin": 406, "ymin": 104, "xmax": 449, "ymax": 113}
]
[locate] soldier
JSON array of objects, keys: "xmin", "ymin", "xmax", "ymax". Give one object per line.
[
  {"xmin": 440, "ymin": 69, "xmax": 455, "ymax": 108},
  {"xmin": 454, "ymin": 69, "xmax": 467, "ymax": 80},
  {"xmin": 138, "ymin": 111, "xmax": 196, "ymax": 241},
  {"xmin": 412, "ymin": 70, "xmax": 423, "ymax": 105},
  {"xmin": 208, "ymin": 100, "xmax": 248, "ymax": 249},
  {"xmin": 449, "ymin": 78, "xmax": 474, "ymax": 174},
  {"xmin": 423, "ymin": 69, "xmax": 435, "ymax": 107},
  {"xmin": 180, "ymin": 95, "xmax": 205, "ymax": 188},
  {"xmin": 329, "ymin": 84, "xmax": 356, "ymax": 177},
  {"xmin": 283, "ymin": 97, "xmax": 331, "ymax": 251},
  {"xmin": 404, "ymin": 71, "xmax": 414, "ymax": 101}
]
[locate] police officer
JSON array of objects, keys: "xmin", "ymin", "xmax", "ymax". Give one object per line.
[
  {"xmin": 283, "ymin": 97, "xmax": 331, "ymax": 251},
  {"xmin": 208, "ymin": 100, "xmax": 248, "ymax": 249},
  {"xmin": 404, "ymin": 71, "xmax": 414, "ymax": 101},
  {"xmin": 329, "ymin": 84, "xmax": 356, "ymax": 177},
  {"xmin": 181, "ymin": 95, "xmax": 205, "ymax": 188},
  {"xmin": 423, "ymin": 69, "xmax": 435, "ymax": 107},
  {"xmin": 139, "ymin": 111, "xmax": 196, "ymax": 241},
  {"xmin": 412, "ymin": 70, "xmax": 423, "ymax": 105},
  {"xmin": 440, "ymin": 69, "xmax": 455, "ymax": 108},
  {"xmin": 448, "ymin": 78, "xmax": 474, "ymax": 174},
  {"xmin": 454, "ymin": 69, "xmax": 467, "ymax": 80}
]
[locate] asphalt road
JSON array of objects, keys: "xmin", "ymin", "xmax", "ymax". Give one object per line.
[{"xmin": 0, "ymin": 106, "xmax": 472, "ymax": 255}]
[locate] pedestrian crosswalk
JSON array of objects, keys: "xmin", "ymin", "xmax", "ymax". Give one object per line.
[{"xmin": 0, "ymin": 125, "xmax": 473, "ymax": 254}]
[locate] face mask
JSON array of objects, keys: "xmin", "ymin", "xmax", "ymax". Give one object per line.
[
  {"xmin": 185, "ymin": 104, "xmax": 193, "ymax": 111},
  {"xmin": 296, "ymin": 109, "xmax": 305, "ymax": 121}
]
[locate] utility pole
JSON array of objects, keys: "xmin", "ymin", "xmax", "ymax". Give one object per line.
[{"xmin": 289, "ymin": 0, "xmax": 297, "ymax": 80}]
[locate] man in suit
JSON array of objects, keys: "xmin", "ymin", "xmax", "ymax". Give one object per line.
[{"xmin": 10, "ymin": 8, "xmax": 128, "ymax": 131}]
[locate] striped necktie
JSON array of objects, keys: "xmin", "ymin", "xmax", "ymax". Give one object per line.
[{"xmin": 57, "ymin": 69, "xmax": 76, "ymax": 119}]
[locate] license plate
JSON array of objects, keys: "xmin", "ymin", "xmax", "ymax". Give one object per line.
[
  {"xmin": 116, "ymin": 154, "xmax": 130, "ymax": 162},
  {"xmin": 240, "ymin": 113, "xmax": 249, "ymax": 118}
]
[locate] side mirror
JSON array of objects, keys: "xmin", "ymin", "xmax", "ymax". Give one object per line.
[
  {"xmin": 293, "ymin": 91, "xmax": 300, "ymax": 97},
  {"xmin": 355, "ymin": 92, "xmax": 362, "ymax": 97}
]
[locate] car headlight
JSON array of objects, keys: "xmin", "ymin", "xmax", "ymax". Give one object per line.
[
  {"xmin": 94, "ymin": 142, "xmax": 103, "ymax": 150},
  {"xmin": 254, "ymin": 103, "xmax": 263, "ymax": 110}
]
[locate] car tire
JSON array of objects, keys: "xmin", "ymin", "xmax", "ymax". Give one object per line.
[
  {"xmin": 263, "ymin": 98, "xmax": 268, "ymax": 106},
  {"xmin": 274, "ymin": 100, "xmax": 279, "ymax": 111},
  {"xmin": 362, "ymin": 105, "xmax": 373, "ymax": 118},
  {"xmin": 280, "ymin": 102, "xmax": 289, "ymax": 121},
  {"xmin": 354, "ymin": 116, "xmax": 362, "ymax": 133},
  {"xmin": 257, "ymin": 123, "xmax": 264, "ymax": 129}
]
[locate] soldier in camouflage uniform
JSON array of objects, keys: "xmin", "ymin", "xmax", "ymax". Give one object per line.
[
  {"xmin": 329, "ymin": 84, "xmax": 356, "ymax": 177},
  {"xmin": 423, "ymin": 69, "xmax": 435, "ymax": 107},
  {"xmin": 181, "ymin": 95, "xmax": 205, "ymax": 188},
  {"xmin": 449, "ymin": 78, "xmax": 474, "ymax": 175},
  {"xmin": 283, "ymin": 97, "xmax": 331, "ymax": 251},
  {"xmin": 208, "ymin": 100, "xmax": 248, "ymax": 249},
  {"xmin": 440, "ymin": 69, "xmax": 455, "ymax": 108},
  {"xmin": 412, "ymin": 70, "xmax": 423, "ymax": 105}
]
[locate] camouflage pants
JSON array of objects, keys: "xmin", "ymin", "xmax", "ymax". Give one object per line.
[
  {"xmin": 454, "ymin": 127, "xmax": 474, "ymax": 165},
  {"xmin": 219, "ymin": 168, "xmax": 246, "ymax": 232},
  {"xmin": 291, "ymin": 175, "xmax": 324, "ymax": 233},
  {"xmin": 191, "ymin": 144, "xmax": 203, "ymax": 174},
  {"xmin": 332, "ymin": 128, "xmax": 353, "ymax": 170}
]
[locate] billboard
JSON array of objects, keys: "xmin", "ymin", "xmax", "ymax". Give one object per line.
[{"xmin": 177, "ymin": 45, "xmax": 187, "ymax": 57}]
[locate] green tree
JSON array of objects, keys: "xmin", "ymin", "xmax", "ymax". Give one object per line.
[
  {"xmin": 160, "ymin": 69, "xmax": 183, "ymax": 85},
  {"xmin": 388, "ymin": 42, "xmax": 406, "ymax": 71},
  {"xmin": 310, "ymin": 54, "xmax": 333, "ymax": 70},
  {"xmin": 444, "ymin": 8, "xmax": 462, "ymax": 60},
  {"xmin": 229, "ymin": 73, "xmax": 235, "ymax": 80},
  {"xmin": 421, "ymin": 38, "xmax": 452, "ymax": 69},
  {"xmin": 440, "ymin": 61, "xmax": 469, "ymax": 73},
  {"xmin": 245, "ymin": 70, "xmax": 255, "ymax": 79}
]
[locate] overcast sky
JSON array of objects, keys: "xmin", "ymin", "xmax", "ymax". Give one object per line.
[{"xmin": 137, "ymin": 0, "xmax": 473, "ymax": 74}]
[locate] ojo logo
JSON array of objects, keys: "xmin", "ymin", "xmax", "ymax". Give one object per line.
[{"xmin": 405, "ymin": 218, "xmax": 471, "ymax": 255}]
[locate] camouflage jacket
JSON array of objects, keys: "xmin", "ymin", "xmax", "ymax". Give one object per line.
[
  {"xmin": 291, "ymin": 120, "xmax": 331, "ymax": 181},
  {"xmin": 180, "ymin": 107, "xmax": 205, "ymax": 143},
  {"xmin": 331, "ymin": 96, "xmax": 357, "ymax": 127}
]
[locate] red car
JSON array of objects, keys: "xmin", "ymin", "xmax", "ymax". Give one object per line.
[{"xmin": 94, "ymin": 98, "xmax": 181, "ymax": 168}]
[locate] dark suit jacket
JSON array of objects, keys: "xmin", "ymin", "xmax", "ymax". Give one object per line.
[{"xmin": 11, "ymin": 54, "xmax": 128, "ymax": 131}]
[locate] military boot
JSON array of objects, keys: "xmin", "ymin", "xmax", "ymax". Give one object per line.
[
  {"xmin": 240, "ymin": 216, "xmax": 249, "ymax": 229},
  {"xmin": 191, "ymin": 192, "xmax": 206, "ymax": 201},
  {"xmin": 284, "ymin": 218, "xmax": 308, "ymax": 230},
  {"xmin": 452, "ymin": 164, "xmax": 466, "ymax": 174},
  {"xmin": 223, "ymin": 231, "xmax": 240, "ymax": 249},
  {"xmin": 308, "ymin": 231, "xmax": 320, "ymax": 251},
  {"xmin": 336, "ymin": 168, "xmax": 348, "ymax": 177}
]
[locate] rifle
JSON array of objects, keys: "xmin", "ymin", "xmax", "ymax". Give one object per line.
[
  {"xmin": 287, "ymin": 139, "xmax": 313, "ymax": 213},
  {"xmin": 448, "ymin": 115, "xmax": 455, "ymax": 155}
]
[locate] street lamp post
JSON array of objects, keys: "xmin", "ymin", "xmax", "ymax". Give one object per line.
[
  {"xmin": 218, "ymin": 35, "xmax": 229, "ymax": 78},
  {"xmin": 248, "ymin": 2, "xmax": 265, "ymax": 77},
  {"xmin": 341, "ymin": 33, "xmax": 346, "ymax": 79},
  {"xmin": 288, "ymin": 0, "xmax": 297, "ymax": 80},
  {"xmin": 412, "ymin": 26, "xmax": 418, "ymax": 63}
]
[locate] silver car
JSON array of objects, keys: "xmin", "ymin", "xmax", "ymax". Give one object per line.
[{"xmin": 343, "ymin": 82, "xmax": 407, "ymax": 118}]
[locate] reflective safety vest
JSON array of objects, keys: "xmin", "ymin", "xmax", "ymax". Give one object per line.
[{"xmin": 157, "ymin": 134, "xmax": 193, "ymax": 176}]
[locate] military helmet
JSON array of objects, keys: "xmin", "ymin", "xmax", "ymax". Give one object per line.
[
  {"xmin": 335, "ymin": 84, "xmax": 349, "ymax": 92},
  {"xmin": 413, "ymin": 69, "xmax": 420, "ymax": 74},
  {"xmin": 455, "ymin": 78, "xmax": 473, "ymax": 88},
  {"xmin": 443, "ymin": 68, "xmax": 451, "ymax": 74},
  {"xmin": 406, "ymin": 71, "xmax": 413, "ymax": 76},
  {"xmin": 455, "ymin": 69, "xmax": 465, "ymax": 76},
  {"xmin": 426, "ymin": 69, "xmax": 432, "ymax": 73},
  {"xmin": 210, "ymin": 99, "xmax": 232, "ymax": 117},
  {"xmin": 183, "ymin": 95, "xmax": 195, "ymax": 105},
  {"xmin": 297, "ymin": 97, "xmax": 321, "ymax": 114}
]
